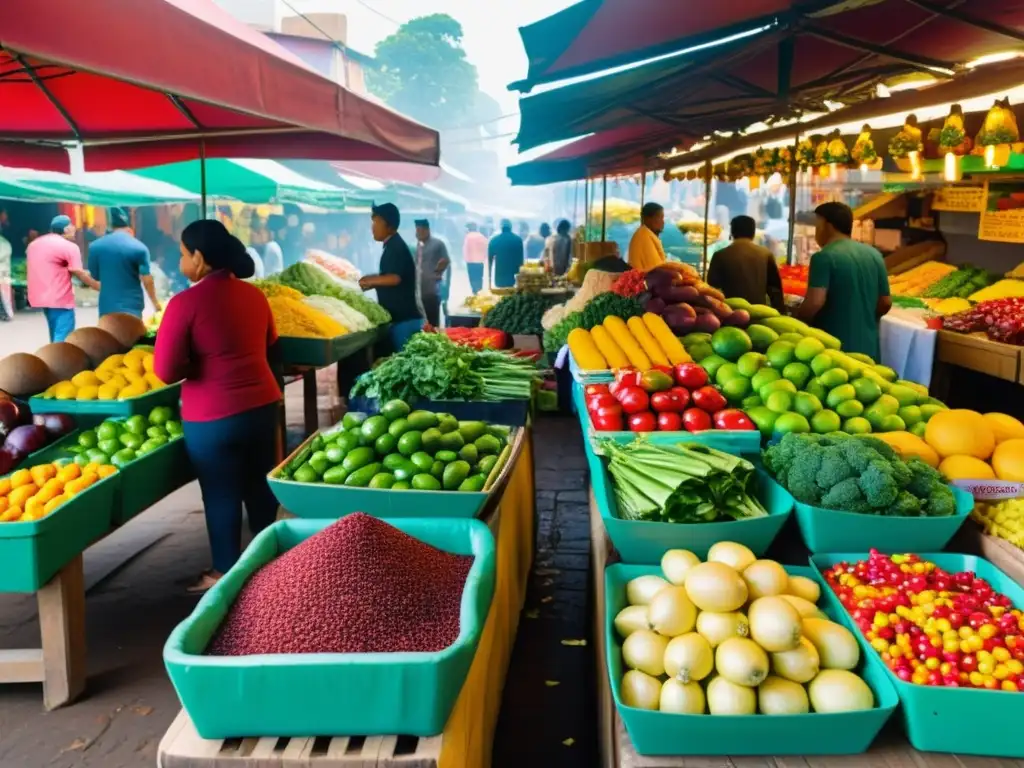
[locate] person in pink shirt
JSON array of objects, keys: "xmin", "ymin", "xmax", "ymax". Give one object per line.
[
  {"xmin": 27, "ymin": 215, "xmax": 100, "ymax": 342},
  {"xmin": 463, "ymin": 221, "xmax": 487, "ymax": 295},
  {"xmin": 154, "ymin": 219, "xmax": 282, "ymax": 592}
]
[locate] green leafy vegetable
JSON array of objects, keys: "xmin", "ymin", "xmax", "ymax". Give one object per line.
[
  {"xmin": 270, "ymin": 263, "xmax": 391, "ymax": 325},
  {"xmin": 483, "ymin": 293, "xmax": 561, "ymax": 336},
  {"xmin": 542, "ymin": 293, "xmax": 644, "ymax": 352}
]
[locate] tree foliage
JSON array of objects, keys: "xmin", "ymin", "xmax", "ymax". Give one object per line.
[{"xmin": 367, "ymin": 14, "xmax": 479, "ymax": 129}]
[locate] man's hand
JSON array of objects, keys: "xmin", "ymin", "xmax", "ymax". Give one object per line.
[{"xmin": 358, "ymin": 276, "xmax": 372, "ymax": 291}]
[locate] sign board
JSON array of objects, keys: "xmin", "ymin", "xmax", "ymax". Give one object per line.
[
  {"xmin": 978, "ymin": 181, "xmax": 1024, "ymax": 243},
  {"xmin": 954, "ymin": 479, "xmax": 1024, "ymax": 501},
  {"xmin": 932, "ymin": 185, "xmax": 986, "ymax": 212}
]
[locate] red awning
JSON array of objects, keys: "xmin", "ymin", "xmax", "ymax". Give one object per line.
[
  {"xmin": 516, "ymin": 2, "xmax": 1024, "ymax": 151},
  {"xmin": 0, "ymin": 0, "xmax": 439, "ymax": 171}
]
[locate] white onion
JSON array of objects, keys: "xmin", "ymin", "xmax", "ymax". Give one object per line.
[
  {"xmin": 627, "ymin": 575, "xmax": 670, "ymax": 606},
  {"xmin": 780, "ymin": 594, "xmax": 826, "ymax": 619},
  {"xmin": 747, "ymin": 596, "xmax": 802, "ymax": 652},
  {"xmin": 648, "ymin": 586, "xmax": 697, "ymax": 637},
  {"xmin": 664, "ymin": 632, "xmax": 714, "ymax": 683},
  {"xmin": 808, "ymin": 669, "xmax": 874, "ymax": 713},
  {"xmin": 742, "ymin": 559, "xmax": 790, "ymax": 599},
  {"xmin": 684, "ymin": 562, "xmax": 748, "ymax": 612},
  {"xmin": 715, "ymin": 637, "xmax": 769, "ymax": 687},
  {"xmin": 787, "ymin": 575, "xmax": 821, "ymax": 603},
  {"xmin": 614, "ymin": 605, "xmax": 650, "ymax": 638},
  {"xmin": 622, "ymin": 629, "xmax": 669, "ymax": 677},
  {"xmin": 771, "ymin": 636, "xmax": 820, "ymax": 683},
  {"xmin": 707, "ymin": 541, "xmax": 756, "ymax": 572},
  {"xmin": 758, "ymin": 675, "xmax": 809, "ymax": 715},
  {"xmin": 706, "ymin": 675, "xmax": 757, "ymax": 715},
  {"xmin": 801, "ymin": 618, "xmax": 860, "ymax": 670},
  {"xmin": 660, "ymin": 678, "xmax": 706, "ymax": 714},
  {"xmin": 661, "ymin": 549, "xmax": 701, "ymax": 586},
  {"xmin": 621, "ymin": 669, "xmax": 661, "ymax": 710},
  {"xmin": 696, "ymin": 611, "xmax": 749, "ymax": 648}
]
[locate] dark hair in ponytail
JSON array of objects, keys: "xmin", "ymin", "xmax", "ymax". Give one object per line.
[{"xmin": 181, "ymin": 219, "xmax": 254, "ymax": 279}]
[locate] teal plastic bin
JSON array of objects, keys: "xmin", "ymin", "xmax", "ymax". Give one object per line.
[
  {"xmin": 164, "ymin": 517, "xmax": 496, "ymax": 739},
  {"xmin": 593, "ymin": 449, "xmax": 793, "ymax": 563},
  {"xmin": 568, "ymin": 350, "xmax": 614, "ymax": 385},
  {"xmin": 793, "ymin": 485, "xmax": 973, "ymax": 554},
  {"xmin": 810, "ymin": 552, "xmax": 1024, "ymax": 757},
  {"xmin": 29, "ymin": 382, "xmax": 181, "ymax": 418},
  {"xmin": 0, "ymin": 470, "xmax": 117, "ymax": 593},
  {"xmin": 605, "ymin": 564, "xmax": 898, "ymax": 755}
]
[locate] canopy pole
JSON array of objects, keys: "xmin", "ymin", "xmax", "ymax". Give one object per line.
[
  {"xmin": 701, "ymin": 161, "xmax": 712, "ymax": 278},
  {"xmin": 600, "ymin": 175, "xmax": 608, "ymax": 242},
  {"xmin": 199, "ymin": 139, "xmax": 208, "ymax": 219},
  {"xmin": 572, "ymin": 180, "xmax": 580, "ymax": 228},
  {"xmin": 584, "ymin": 179, "xmax": 590, "ymax": 239},
  {"xmin": 640, "ymin": 172, "xmax": 646, "ymax": 208},
  {"xmin": 787, "ymin": 132, "xmax": 800, "ymax": 266}
]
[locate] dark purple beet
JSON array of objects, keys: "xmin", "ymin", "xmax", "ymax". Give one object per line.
[
  {"xmin": 4, "ymin": 424, "xmax": 47, "ymax": 458},
  {"xmin": 644, "ymin": 296, "xmax": 667, "ymax": 315}
]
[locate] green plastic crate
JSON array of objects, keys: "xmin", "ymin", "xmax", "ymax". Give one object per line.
[
  {"xmin": 592, "ymin": 449, "xmax": 793, "ymax": 563},
  {"xmin": 267, "ymin": 429, "xmax": 517, "ymax": 520},
  {"xmin": 605, "ymin": 564, "xmax": 898, "ymax": 755},
  {"xmin": 164, "ymin": 517, "xmax": 496, "ymax": 739},
  {"xmin": 793, "ymin": 486, "xmax": 973, "ymax": 554},
  {"xmin": 810, "ymin": 552, "xmax": 1024, "ymax": 757},
  {"xmin": 568, "ymin": 352, "xmax": 613, "ymax": 385},
  {"xmin": 278, "ymin": 328, "xmax": 379, "ymax": 368},
  {"xmin": 28, "ymin": 382, "xmax": 181, "ymax": 417},
  {"xmin": 0, "ymin": 470, "xmax": 117, "ymax": 593},
  {"xmin": 573, "ymin": 383, "xmax": 761, "ymax": 453}
]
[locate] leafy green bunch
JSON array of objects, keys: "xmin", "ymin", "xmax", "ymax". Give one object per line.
[
  {"xmin": 483, "ymin": 292, "xmax": 561, "ymax": 336},
  {"xmin": 542, "ymin": 293, "xmax": 644, "ymax": 352},
  {"xmin": 271, "ymin": 263, "xmax": 391, "ymax": 325}
]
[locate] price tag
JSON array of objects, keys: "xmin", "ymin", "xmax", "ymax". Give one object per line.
[
  {"xmin": 953, "ymin": 479, "xmax": 1024, "ymax": 501},
  {"xmin": 932, "ymin": 185, "xmax": 985, "ymax": 212}
]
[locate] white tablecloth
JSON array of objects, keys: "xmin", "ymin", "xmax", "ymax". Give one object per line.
[{"xmin": 879, "ymin": 309, "xmax": 937, "ymax": 387}]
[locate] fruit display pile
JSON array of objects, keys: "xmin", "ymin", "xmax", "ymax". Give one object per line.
[
  {"xmin": 603, "ymin": 441, "xmax": 767, "ymax": 523},
  {"xmin": 268, "ymin": 262, "xmax": 391, "ymax": 326},
  {"xmin": 584, "ymin": 365, "xmax": 753, "ymax": 433},
  {"xmin": 823, "ymin": 551, "xmax": 1024, "ymax": 691},
  {"xmin": 913, "ymin": 409, "xmax": 1024, "ymax": 482},
  {"xmin": 611, "ymin": 270, "xmax": 647, "ymax": 298},
  {"xmin": 1, "ymin": 459, "xmax": 116, "ymax": 523},
  {"xmin": 544, "ymin": 292, "xmax": 645, "ymax": 353},
  {"xmin": 762, "ymin": 433, "xmax": 956, "ymax": 517},
  {"xmin": 0, "ymin": 399, "xmax": 74, "ymax": 474},
  {"xmin": 277, "ymin": 400, "xmax": 510, "ymax": 492},
  {"xmin": 439, "ymin": 326, "xmax": 509, "ymax": 350},
  {"xmin": 615, "ymin": 542, "xmax": 875, "ymax": 715},
  {"xmin": 889, "ymin": 261, "xmax": 958, "ymax": 298},
  {"xmin": 687, "ymin": 322, "xmax": 945, "ymax": 439},
  {"xmin": 568, "ymin": 313, "xmax": 690, "ymax": 373},
  {"xmin": 944, "ymin": 298, "xmax": 1024, "ymax": 346},
  {"xmin": 641, "ymin": 265, "xmax": 750, "ymax": 335},
  {"xmin": 922, "ymin": 265, "xmax": 994, "ymax": 300},
  {"xmin": 38, "ymin": 347, "xmax": 168, "ymax": 402},
  {"xmin": 70, "ymin": 407, "xmax": 182, "ymax": 468}
]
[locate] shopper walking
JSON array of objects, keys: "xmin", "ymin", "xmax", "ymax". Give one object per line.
[
  {"xmin": 154, "ymin": 220, "xmax": 282, "ymax": 593},
  {"xmin": 707, "ymin": 215, "xmax": 785, "ymax": 311},
  {"xmin": 27, "ymin": 215, "xmax": 100, "ymax": 342},
  {"xmin": 360, "ymin": 203, "xmax": 423, "ymax": 351},
  {"xmin": 88, "ymin": 207, "xmax": 163, "ymax": 318},
  {"xmin": 795, "ymin": 202, "xmax": 892, "ymax": 359},
  {"xmin": 263, "ymin": 214, "xmax": 286, "ymax": 276},
  {"xmin": 547, "ymin": 219, "xmax": 574, "ymax": 276},
  {"xmin": 522, "ymin": 221, "xmax": 546, "ymax": 262},
  {"xmin": 415, "ymin": 219, "xmax": 450, "ymax": 327},
  {"xmin": 463, "ymin": 221, "xmax": 487, "ymax": 295},
  {"xmin": 488, "ymin": 219, "xmax": 524, "ymax": 289}
]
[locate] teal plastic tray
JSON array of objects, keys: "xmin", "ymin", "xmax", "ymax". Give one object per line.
[
  {"xmin": 267, "ymin": 429, "xmax": 518, "ymax": 520},
  {"xmin": 568, "ymin": 350, "xmax": 614, "ymax": 385},
  {"xmin": 605, "ymin": 564, "xmax": 898, "ymax": 755},
  {"xmin": 573, "ymin": 383, "xmax": 761, "ymax": 453},
  {"xmin": 793, "ymin": 485, "xmax": 973, "ymax": 554},
  {"xmin": 0, "ymin": 469, "xmax": 117, "ymax": 593},
  {"xmin": 810, "ymin": 552, "xmax": 1024, "ymax": 757},
  {"xmin": 29, "ymin": 382, "xmax": 181, "ymax": 417},
  {"xmin": 164, "ymin": 517, "xmax": 496, "ymax": 738},
  {"xmin": 592, "ymin": 449, "xmax": 793, "ymax": 563},
  {"xmin": 278, "ymin": 328, "xmax": 379, "ymax": 368}
]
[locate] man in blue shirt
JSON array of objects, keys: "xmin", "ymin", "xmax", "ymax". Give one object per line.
[
  {"xmin": 488, "ymin": 219, "xmax": 524, "ymax": 289},
  {"xmin": 88, "ymin": 207, "xmax": 162, "ymax": 317}
]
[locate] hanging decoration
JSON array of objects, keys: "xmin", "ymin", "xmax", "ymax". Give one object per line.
[
  {"xmin": 937, "ymin": 105, "xmax": 970, "ymax": 181},
  {"xmin": 797, "ymin": 137, "xmax": 817, "ymax": 169},
  {"xmin": 973, "ymin": 98, "xmax": 1020, "ymax": 168},
  {"xmin": 888, "ymin": 114, "xmax": 924, "ymax": 175},
  {"xmin": 851, "ymin": 124, "xmax": 882, "ymax": 171}
]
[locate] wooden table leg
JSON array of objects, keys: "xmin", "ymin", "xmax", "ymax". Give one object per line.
[
  {"xmin": 303, "ymin": 370, "xmax": 318, "ymax": 437},
  {"xmin": 37, "ymin": 555, "xmax": 86, "ymax": 710}
]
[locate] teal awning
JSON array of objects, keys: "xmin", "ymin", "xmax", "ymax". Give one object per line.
[
  {"xmin": 0, "ymin": 167, "xmax": 197, "ymax": 206},
  {"xmin": 133, "ymin": 159, "xmax": 353, "ymax": 208}
]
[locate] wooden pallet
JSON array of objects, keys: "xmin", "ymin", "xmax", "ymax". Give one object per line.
[{"xmin": 158, "ymin": 711, "xmax": 442, "ymax": 768}]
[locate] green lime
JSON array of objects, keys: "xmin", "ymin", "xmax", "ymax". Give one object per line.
[
  {"xmin": 835, "ymin": 399, "xmax": 865, "ymax": 419},
  {"xmin": 687, "ymin": 341, "xmax": 714, "ymax": 362},
  {"xmin": 392, "ymin": 480, "xmax": 412, "ymax": 490},
  {"xmin": 375, "ymin": 433, "xmax": 397, "ymax": 456},
  {"xmin": 325, "ymin": 445, "xmax": 346, "ymax": 464},
  {"xmin": 336, "ymin": 432, "xmax": 360, "ymax": 453},
  {"xmin": 888, "ymin": 384, "xmax": 919, "ymax": 407},
  {"xmin": 741, "ymin": 395, "xmax": 763, "ymax": 410},
  {"xmin": 765, "ymin": 341, "xmax": 796, "ymax": 370},
  {"xmin": 74, "ymin": 453, "xmax": 91, "ymax": 468},
  {"xmin": 778, "ymin": 332, "xmax": 805, "ymax": 346},
  {"xmin": 119, "ymin": 432, "xmax": 144, "ymax": 450},
  {"xmin": 361, "ymin": 415, "xmax": 389, "ymax": 443},
  {"xmin": 782, "ymin": 362, "xmax": 812, "ymax": 390},
  {"xmin": 878, "ymin": 414, "xmax": 907, "ymax": 433},
  {"xmin": 810, "ymin": 352, "xmax": 836, "ymax": 377},
  {"xmin": 765, "ymin": 390, "xmax": 793, "ymax": 414},
  {"xmin": 910, "ymin": 421, "xmax": 928, "ymax": 438},
  {"xmin": 710, "ymin": 327, "xmax": 753, "ymax": 361},
  {"xmin": 420, "ymin": 427, "xmax": 443, "ymax": 454},
  {"xmin": 165, "ymin": 420, "xmax": 183, "ymax": 437},
  {"xmin": 147, "ymin": 425, "xmax": 168, "ymax": 440},
  {"xmin": 309, "ymin": 452, "xmax": 331, "ymax": 476},
  {"xmin": 86, "ymin": 448, "xmax": 111, "ymax": 465},
  {"xmin": 124, "ymin": 415, "xmax": 148, "ymax": 436},
  {"xmin": 759, "ymin": 379, "xmax": 798, "ymax": 398},
  {"xmin": 96, "ymin": 422, "xmax": 120, "ymax": 441},
  {"xmin": 112, "ymin": 448, "xmax": 137, "ymax": 468},
  {"xmin": 819, "ymin": 368, "xmax": 850, "ymax": 389},
  {"xmin": 700, "ymin": 354, "xmax": 729, "ymax": 378},
  {"xmin": 794, "ymin": 337, "xmax": 826, "ymax": 363},
  {"xmin": 811, "ymin": 409, "xmax": 842, "ymax": 434},
  {"xmin": 873, "ymin": 364, "xmax": 898, "ymax": 382},
  {"xmin": 750, "ymin": 368, "xmax": 782, "ymax": 393},
  {"xmin": 714, "ymin": 362, "xmax": 742, "ymax": 386},
  {"xmin": 342, "ymin": 411, "xmax": 368, "ymax": 430},
  {"xmin": 746, "ymin": 406, "xmax": 778, "ymax": 438},
  {"xmin": 77, "ymin": 431, "xmax": 98, "ymax": 449},
  {"xmin": 804, "ymin": 377, "xmax": 828, "ymax": 402},
  {"xmin": 825, "ymin": 383, "xmax": 857, "ymax": 410},
  {"xmin": 410, "ymin": 451, "xmax": 435, "ymax": 472},
  {"xmin": 793, "ymin": 392, "xmax": 823, "ymax": 419},
  {"xmin": 872, "ymin": 394, "xmax": 900, "ymax": 416},
  {"xmin": 722, "ymin": 376, "xmax": 752, "ymax": 404},
  {"xmin": 97, "ymin": 439, "xmax": 121, "ymax": 456},
  {"xmin": 852, "ymin": 377, "xmax": 882, "ymax": 404},
  {"xmin": 920, "ymin": 404, "xmax": 945, "ymax": 421},
  {"xmin": 398, "ymin": 430, "xmax": 424, "ymax": 456},
  {"xmin": 843, "ymin": 416, "xmax": 873, "ymax": 435},
  {"xmin": 898, "ymin": 405, "xmax": 923, "ymax": 427},
  {"xmin": 148, "ymin": 406, "xmax": 173, "ymax": 426},
  {"xmin": 387, "ymin": 418, "xmax": 411, "ymax": 438},
  {"xmin": 293, "ymin": 464, "xmax": 318, "ymax": 483},
  {"xmin": 380, "ymin": 399, "xmax": 411, "ymax": 421},
  {"xmin": 736, "ymin": 352, "xmax": 766, "ymax": 378},
  {"xmin": 774, "ymin": 412, "xmax": 811, "ymax": 436}
]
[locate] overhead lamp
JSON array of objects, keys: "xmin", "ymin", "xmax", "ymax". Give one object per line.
[{"xmin": 967, "ymin": 52, "xmax": 1022, "ymax": 69}]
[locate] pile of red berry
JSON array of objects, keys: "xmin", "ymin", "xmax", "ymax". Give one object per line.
[{"xmin": 824, "ymin": 550, "xmax": 1024, "ymax": 691}]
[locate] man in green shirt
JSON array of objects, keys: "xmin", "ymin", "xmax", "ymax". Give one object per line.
[{"xmin": 795, "ymin": 202, "xmax": 892, "ymax": 359}]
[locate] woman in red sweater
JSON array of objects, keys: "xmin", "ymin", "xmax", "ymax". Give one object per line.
[{"xmin": 154, "ymin": 220, "xmax": 282, "ymax": 592}]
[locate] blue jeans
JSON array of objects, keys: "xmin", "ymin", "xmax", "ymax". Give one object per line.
[
  {"xmin": 389, "ymin": 317, "xmax": 424, "ymax": 351},
  {"xmin": 44, "ymin": 308, "xmax": 75, "ymax": 342},
  {"xmin": 467, "ymin": 263, "xmax": 484, "ymax": 295},
  {"xmin": 182, "ymin": 402, "xmax": 280, "ymax": 574}
]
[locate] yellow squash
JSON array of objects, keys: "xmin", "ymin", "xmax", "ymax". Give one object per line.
[
  {"xmin": 567, "ymin": 328, "xmax": 607, "ymax": 371},
  {"xmin": 589, "ymin": 325, "xmax": 630, "ymax": 369},
  {"xmin": 627, "ymin": 316, "xmax": 671, "ymax": 367},
  {"xmin": 603, "ymin": 316, "xmax": 652, "ymax": 369},
  {"xmin": 642, "ymin": 313, "xmax": 691, "ymax": 365}
]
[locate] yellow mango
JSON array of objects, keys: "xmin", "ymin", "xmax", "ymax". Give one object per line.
[
  {"xmin": 76, "ymin": 385, "xmax": 100, "ymax": 401},
  {"xmin": 0, "ymin": 506, "xmax": 22, "ymax": 523},
  {"xmin": 43, "ymin": 495, "xmax": 69, "ymax": 515},
  {"xmin": 54, "ymin": 381, "xmax": 77, "ymax": 400},
  {"xmin": 71, "ymin": 371, "xmax": 101, "ymax": 388},
  {"xmin": 29, "ymin": 464, "xmax": 57, "ymax": 486},
  {"xmin": 98, "ymin": 353, "xmax": 124, "ymax": 371},
  {"xmin": 8, "ymin": 484, "xmax": 38, "ymax": 508},
  {"xmin": 9, "ymin": 469, "xmax": 32, "ymax": 489},
  {"xmin": 97, "ymin": 383, "xmax": 120, "ymax": 400}
]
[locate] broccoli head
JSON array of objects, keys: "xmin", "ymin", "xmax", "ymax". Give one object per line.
[
  {"xmin": 855, "ymin": 434, "xmax": 898, "ymax": 462},
  {"xmin": 763, "ymin": 433, "xmax": 821, "ymax": 477},
  {"xmin": 785, "ymin": 450, "xmax": 824, "ymax": 505},
  {"xmin": 924, "ymin": 484, "xmax": 957, "ymax": 517},
  {"xmin": 820, "ymin": 477, "xmax": 871, "ymax": 513},
  {"xmin": 816, "ymin": 445, "xmax": 857, "ymax": 490},
  {"xmin": 889, "ymin": 457, "xmax": 913, "ymax": 489},
  {"xmin": 858, "ymin": 459, "xmax": 900, "ymax": 508},
  {"xmin": 885, "ymin": 490, "xmax": 924, "ymax": 517},
  {"xmin": 837, "ymin": 436, "xmax": 888, "ymax": 473},
  {"xmin": 905, "ymin": 457, "xmax": 944, "ymax": 498}
]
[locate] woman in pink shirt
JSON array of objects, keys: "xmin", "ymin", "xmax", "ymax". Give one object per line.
[{"xmin": 154, "ymin": 220, "xmax": 282, "ymax": 592}]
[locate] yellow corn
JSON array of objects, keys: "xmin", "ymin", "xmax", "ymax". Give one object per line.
[
  {"xmin": 627, "ymin": 316, "xmax": 670, "ymax": 367},
  {"xmin": 603, "ymin": 316, "xmax": 651, "ymax": 369},
  {"xmin": 969, "ymin": 279, "xmax": 1024, "ymax": 302},
  {"xmin": 567, "ymin": 328, "xmax": 607, "ymax": 371},
  {"xmin": 890, "ymin": 261, "xmax": 958, "ymax": 297},
  {"xmin": 933, "ymin": 297, "xmax": 972, "ymax": 315},
  {"xmin": 589, "ymin": 325, "xmax": 630, "ymax": 369},
  {"xmin": 642, "ymin": 313, "xmax": 691, "ymax": 365}
]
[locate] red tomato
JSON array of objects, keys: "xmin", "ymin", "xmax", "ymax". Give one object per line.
[
  {"xmin": 615, "ymin": 368, "xmax": 641, "ymax": 388},
  {"xmin": 584, "ymin": 384, "xmax": 610, "ymax": 397},
  {"xmin": 657, "ymin": 412, "xmax": 682, "ymax": 431},
  {"xmin": 682, "ymin": 407, "xmax": 712, "ymax": 432},
  {"xmin": 713, "ymin": 408, "xmax": 756, "ymax": 431},
  {"xmin": 669, "ymin": 386, "xmax": 691, "ymax": 410},
  {"xmin": 674, "ymin": 363, "xmax": 708, "ymax": 389},
  {"xmin": 593, "ymin": 412, "xmax": 624, "ymax": 431},
  {"xmin": 628, "ymin": 411, "xmax": 657, "ymax": 432},
  {"xmin": 586, "ymin": 393, "xmax": 616, "ymax": 412},
  {"xmin": 691, "ymin": 385, "xmax": 727, "ymax": 414},
  {"xmin": 650, "ymin": 391, "xmax": 684, "ymax": 413},
  {"xmin": 594, "ymin": 404, "xmax": 623, "ymax": 421},
  {"xmin": 616, "ymin": 386, "xmax": 650, "ymax": 414}
]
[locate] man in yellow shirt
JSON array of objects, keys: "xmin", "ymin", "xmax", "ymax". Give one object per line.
[{"xmin": 627, "ymin": 202, "xmax": 667, "ymax": 272}]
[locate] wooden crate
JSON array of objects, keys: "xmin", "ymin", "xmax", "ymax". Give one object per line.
[
  {"xmin": 158, "ymin": 711, "xmax": 442, "ymax": 768},
  {"xmin": 936, "ymin": 331, "xmax": 1021, "ymax": 383}
]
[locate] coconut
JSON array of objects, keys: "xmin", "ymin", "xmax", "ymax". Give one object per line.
[
  {"xmin": 65, "ymin": 327, "xmax": 125, "ymax": 367},
  {"xmin": 0, "ymin": 353, "xmax": 58, "ymax": 397},
  {"xmin": 97, "ymin": 312, "xmax": 147, "ymax": 348},
  {"xmin": 35, "ymin": 342, "xmax": 91, "ymax": 382}
]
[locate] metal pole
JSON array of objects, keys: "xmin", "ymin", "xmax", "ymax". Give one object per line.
[
  {"xmin": 601, "ymin": 175, "xmax": 608, "ymax": 242},
  {"xmin": 584, "ymin": 179, "xmax": 590, "ymax": 239},
  {"xmin": 640, "ymin": 172, "xmax": 647, "ymax": 208},
  {"xmin": 701, "ymin": 161, "xmax": 712, "ymax": 278},
  {"xmin": 787, "ymin": 132, "xmax": 800, "ymax": 265},
  {"xmin": 199, "ymin": 139, "xmax": 208, "ymax": 219},
  {"xmin": 572, "ymin": 180, "xmax": 580, "ymax": 228}
]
